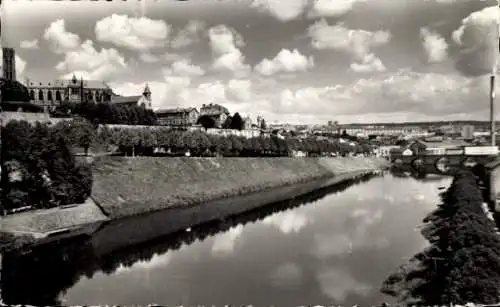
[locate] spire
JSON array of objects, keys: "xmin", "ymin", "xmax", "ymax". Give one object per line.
[
  {"xmin": 143, "ymin": 83, "xmax": 151, "ymax": 95},
  {"xmin": 72, "ymin": 73, "xmax": 77, "ymax": 84}
]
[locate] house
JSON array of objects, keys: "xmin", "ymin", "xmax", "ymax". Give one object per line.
[
  {"xmin": 155, "ymin": 107, "xmax": 199, "ymax": 126},
  {"xmin": 111, "ymin": 84, "xmax": 152, "ymax": 109},
  {"xmin": 200, "ymin": 103, "xmax": 230, "ymax": 127}
]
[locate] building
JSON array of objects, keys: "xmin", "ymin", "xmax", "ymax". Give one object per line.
[
  {"xmin": 406, "ymin": 139, "xmax": 470, "ymax": 156},
  {"xmin": 2, "ymin": 47, "xmax": 16, "ymax": 81},
  {"xmin": 200, "ymin": 103, "xmax": 229, "ymax": 127},
  {"xmin": 462, "ymin": 125, "xmax": 475, "ymax": 140},
  {"xmin": 26, "ymin": 74, "xmax": 114, "ymax": 112},
  {"xmin": 111, "ymin": 84, "xmax": 152, "ymax": 109},
  {"xmin": 155, "ymin": 107, "xmax": 199, "ymax": 126},
  {"xmin": 243, "ymin": 116, "xmax": 253, "ymax": 130}
]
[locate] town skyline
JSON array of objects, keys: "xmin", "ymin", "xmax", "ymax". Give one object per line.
[{"xmin": 1, "ymin": 0, "xmax": 499, "ymax": 124}]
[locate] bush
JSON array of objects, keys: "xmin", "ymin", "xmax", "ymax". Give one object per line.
[
  {"xmin": 381, "ymin": 170, "xmax": 500, "ymax": 305},
  {"xmin": 1, "ymin": 120, "xmax": 94, "ymax": 211}
]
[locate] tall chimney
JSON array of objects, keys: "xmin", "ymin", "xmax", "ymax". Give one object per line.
[{"xmin": 491, "ymin": 75, "xmax": 496, "ymax": 146}]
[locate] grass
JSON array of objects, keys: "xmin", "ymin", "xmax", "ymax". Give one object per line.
[{"xmin": 91, "ymin": 156, "xmax": 388, "ymax": 219}]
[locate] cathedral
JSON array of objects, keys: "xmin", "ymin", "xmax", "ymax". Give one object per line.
[{"xmin": 25, "ymin": 74, "xmax": 152, "ymax": 112}]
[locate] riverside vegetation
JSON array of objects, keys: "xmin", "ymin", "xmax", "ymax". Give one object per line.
[
  {"xmin": 381, "ymin": 170, "xmax": 500, "ymax": 305},
  {"xmin": 1, "ymin": 118, "xmax": 372, "ymax": 214}
]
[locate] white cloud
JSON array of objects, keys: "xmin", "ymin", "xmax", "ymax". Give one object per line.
[
  {"xmin": 262, "ymin": 211, "xmax": 309, "ymax": 234},
  {"xmin": 349, "ymin": 53, "xmax": 386, "ymax": 72},
  {"xmin": 164, "ymin": 52, "xmax": 188, "ymax": 62},
  {"xmin": 308, "ymin": 19, "xmax": 390, "ymax": 72},
  {"xmin": 19, "ymin": 39, "xmax": 39, "ymax": 49},
  {"xmin": 95, "ymin": 14, "xmax": 170, "ymax": 51},
  {"xmin": 211, "ymin": 225, "xmax": 244, "ymax": 257},
  {"xmin": 316, "ymin": 267, "xmax": 372, "ymax": 301},
  {"xmin": 43, "ymin": 19, "xmax": 81, "ymax": 54},
  {"xmin": 170, "ymin": 20, "xmax": 205, "ymax": 49},
  {"xmin": 251, "ymin": 0, "xmax": 308, "ymax": 22},
  {"xmin": 139, "ymin": 52, "xmax": 160, "ymax": 63},
  {"xmin": 56, "ymin": 40, "xmax": 127, "ymax": 81},
  {"xmin": 452, "ymin": 5, "xmax": 499, "ymax": 76},
  {"xmin": 0, "ymin": 47, "xmax": 27, "ymax": 80},
  {"xmin": 163, "ymin": 59, "xmax": 205, "ymax": 77},
  {"xmin": 308, "ymin": 0, "xmax": 364, "ymax": 18},
  {"xmin": 420, "ymin": 27, "xmax": 448, "ymax": 63},
  {"xmin": 226, "ymin": 79, "xmax": 252, "ymax": 101},
  {"xmin": 208, "ymin": 25, "xmax": 250, "ymax": 74},
  {"xmin": 255, "ymin": 49, "xmax": 314, "ymax": 76}
]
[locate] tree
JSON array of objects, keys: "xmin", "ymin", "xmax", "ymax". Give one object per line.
[
  {"xmin": 260, "ymin": 118, "xmax": 267, "ymax": 130},
  {"xmin": 382, "ymin": 170, "xmax": 500, "ymax": 305},
  {"xmin": 0, "ymin": 79, "xmax": 31, "ymax": 102},
  {"xmin": 229, "ymin": 112, "xmax": 244, "ymax": 130},
  {"xmin": 222, "ymin": 116, "xmax": 233, "ymax": 129},
  {"xmin": 197, "ymin": 115, "xmax": 216, "ymax": 130}
]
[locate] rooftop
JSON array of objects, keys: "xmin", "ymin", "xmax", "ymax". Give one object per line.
[
  {"xmin": 111, "ymin": 95, "xmax": 142, "ymax": 104},
  {"xmin": 155, "ymin": 107, "xmax": 198, "ymax": 114}
]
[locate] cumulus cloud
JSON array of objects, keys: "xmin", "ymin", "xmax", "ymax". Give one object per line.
[
  {"xmin": 56, "ymin": 40, "xmax": 127, "ymax": 81},
  {"xmin": 308, "ymin": 19, "xmax": 390, "ymax": 72},
  {"xmin": 226, "ymin": 79, "xmax": 253, "ymax": 101},
  {"xmin": 170, "ymin": 20, "xmax": 205, "ymax": 49},
  {"xmin": 308, "ymin": 0, "xmax": 363, "ymax": 18},
  {"xmin": 0, "ymin": 47, "xmax": 27, "ymax": 80},
  {"xmin": 43, "ymin": 19, "xmax": 81, "ymax": 54},
  {"xmin": 251, "ymin": 0, "xmax": 308, "ymax": 22},
  {"xmin": 208, "ymin": 25, "xmax": 250, "ymax": 74},
  {"xmin": 163, "ymin": 59, "xmax": 205, "ymax": 77},
  {"xmin": 262, "ymin": 211, "xmax": 309, "ymax": 234},
  {"xmin": 255, "ymin": 49, "xmax": 314, "ymax": 76},
  {"xmin": 316, "ymin": 267, "xmax": 371, "ymax": 301},
  {"xmin": 19, "ymin": 39, "xmax": 39, "ymax": 49},
  {"xmin": 95, "ymin": 14, "xmax": 170, "ymax": 51},
  {"xmin": 139, "ymin": 52, "xmax": 160, "ymax": 63},
  {"xmin": 211, "ymin": 225, "xmax": 244, "ymax": 257},
  {"xmin": 420, "ymin": 27, "xmax": 448, "ymax": 63},
  {"xmin": 276, "ymin": 69, "xmax": 495, "ymax": 120},
  {"xmin": 452, "ymin": 5, "xmax": 499, "ymax": 76}
]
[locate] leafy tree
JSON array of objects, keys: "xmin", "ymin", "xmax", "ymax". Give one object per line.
[
  {"xmin": 229, "ymin": 112, "xmax": 244, "ymax": 130},
  {"xmin": 260, "ymin": 118, "xmax": 267, "ymax": 130},
  {"xmin": 0, "ymin": 79, "xmax": 31, "ymax": 102},
  {"xmin": 382, "ymin": 170, "xmax": 500, "ymax": 305},
  {"xmin": 222, "ymin": 116, "xmax": 233, "ymax": 129},
  {"xmin": 197, "ymin": 115, "xmax": 216, "ymax": 130}
]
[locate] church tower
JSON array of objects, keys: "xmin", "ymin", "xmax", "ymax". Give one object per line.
[
  {"xmin": 138, "ymin": 83, "xmax": 152, "ymax": 109},
  {"xmin": 2, "ymin": 47, "xmax": 16, "ymax": 81}
]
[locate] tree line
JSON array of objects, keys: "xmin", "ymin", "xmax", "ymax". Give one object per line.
[
  {"xmin": 381, "ymin": 170, "xmax": 500, "ymax": 305},
  {"xmin": 1, "ymin": 120, "xmax": 93, "ymax": 213},
  {"xmin": 51, "ymin": 101, "xmax": 157, "ymax": 126},
  {"xmin": 91, "ymin": 124, "xmax": 372, "ymax": 157}
]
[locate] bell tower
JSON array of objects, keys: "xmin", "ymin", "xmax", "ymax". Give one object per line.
[
  {"xmin": 2, "ymin": 47, "xmax": 16, "ymax": 81},
  {"xmin": 138, "ymin": 83, "xmax": 152, "ymax": 109}
]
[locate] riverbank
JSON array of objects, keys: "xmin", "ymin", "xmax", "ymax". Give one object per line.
[
  {"xmin": 91, "ymin": 156, "xmax": 388, "ymax": 219},
  {"xmin": 0, "ymin": 157, "xmax": 388, "ymax": 251}
]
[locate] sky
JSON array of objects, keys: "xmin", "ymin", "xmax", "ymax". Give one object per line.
[{"xmin": 1, "ymin": 0, "xmax": 499, "ymax": 124}]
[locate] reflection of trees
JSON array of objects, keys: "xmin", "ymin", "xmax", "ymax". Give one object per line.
[
  {"xmin": 2, "ymin": 174, "xmax": 377, "ymax": 306},
  {"xmin": 1, "ymin": 235, "xmax": 99, "ymax": 306}
]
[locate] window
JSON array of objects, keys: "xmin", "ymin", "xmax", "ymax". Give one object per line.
[
  {"xmin": 30, "ymin": 90, "xmax": 35, "ymax": 101},
  {"xmin": 38, "ymin": 91, "xmax": 44, "ymax": 101},
  {"xmin": 47, "ymin": 91, "xmax": 53, "ymax": 101},
  {"xmin": 56, "ymin": 91, "xmax": 62, "ymax": 101}
]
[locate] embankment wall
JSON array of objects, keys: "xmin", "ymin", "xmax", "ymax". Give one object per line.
[{"xmin": 91, "ymin": 156, "xmax": 389, "ymax": 219}]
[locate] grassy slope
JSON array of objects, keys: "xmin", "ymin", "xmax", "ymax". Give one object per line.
[{"xmin": 91, "ymin": 156, "xmax": 387, "ymax": 219}]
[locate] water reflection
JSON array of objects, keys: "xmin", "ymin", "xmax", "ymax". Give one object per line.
[{"xmin": 1, "ymin": 173, "xmax": 452, "ymax": 307}]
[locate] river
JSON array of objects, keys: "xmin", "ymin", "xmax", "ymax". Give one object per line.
[{"xmin": 0, "ymin": 172, "xmax": 451, "ymax": 307}]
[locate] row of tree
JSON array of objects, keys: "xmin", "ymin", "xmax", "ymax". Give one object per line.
[
  {"xmin": 94, "ymin": 125, "xmax": 372, "ymax": 157},
  {"xmin": 1, "ymin": 120, "xmax": 93, "ymax": 212},
  {"xmin": 381, "ymin": 170, "xmax": 500, "ymax": 305},
  {"xmin": 51, "ymin": 102, "xmax": 157, "ymax": 126}
]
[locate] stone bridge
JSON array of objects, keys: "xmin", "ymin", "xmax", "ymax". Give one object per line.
[{"xmin": 392, "ymin": 154, "xmax": 497, "ymax": 174}]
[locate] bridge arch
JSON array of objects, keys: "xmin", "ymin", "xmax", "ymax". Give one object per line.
[{"xmin": 435, "ymin": 156, "xmax": 450, "ymax": 174}]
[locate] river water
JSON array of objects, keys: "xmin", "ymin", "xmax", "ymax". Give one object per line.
[{"xmin": 1, "ymin": 172, "xmax": 451, "ymax": 307}]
